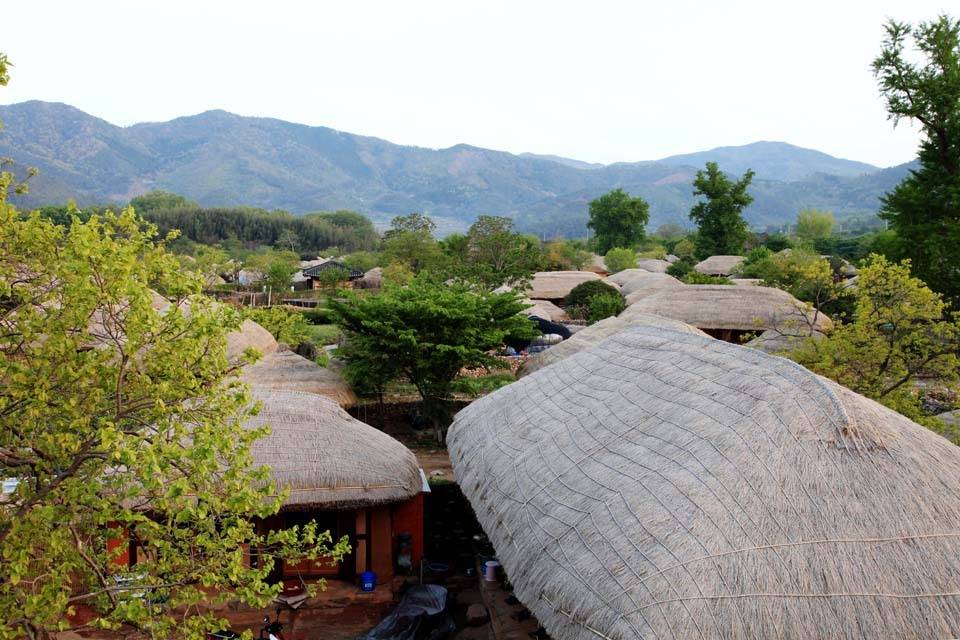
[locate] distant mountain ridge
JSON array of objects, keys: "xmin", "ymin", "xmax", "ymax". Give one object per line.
[{"xmin": 0, "ymin": 100, "xmax": 911, "ymax": 235}]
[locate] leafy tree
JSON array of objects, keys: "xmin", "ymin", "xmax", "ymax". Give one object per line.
[
  {"xmin": 544, "ymin": 239, "xmax": 591, "ymax": 270},
  {"xmin": 313, "ymin": 266, "xmax": 351, "ymax": 293},
  {"xmin": 330, "ymin": 276, "xmax": 535, "ymax": 439},
  {"xmin": 653, "ymin": 223, "xmax": 686, "ymax": 239},
  {"xmin": 276, "ymin": 228, "xmax": 300, "ymax": 252},
  {"xmin": 339, "ymin": 251, "xmax": 381, "ymax": 273},
  {"xmin": 689, "ymin": 162, "xmax": 754, "ymax": 258},
  {"xmin": 129, "ymin": 189, "xmax": 198, "ymax": 214},
  {"xmin": 672, "ymin": 238, "xmax": 696, "ymax": 260},
  {"xmin": 739, "ymin": 246, "xmax": 851, "ymax": 319},
  {"xmin": 305, "ymin": 210, "xmax": 378, "ymax": 250},
  {"xmin": 586, "ymin": 293, "xmax": 626, "ymax": 324},
  {"xmin": 794, "ymin": 209, "xmax": 835, "ymax": 242},
  {"xmin": 604, "ymin": 247, "xmax": 637, "ymax": 273},
  {"xmin": 457, "ymin": 216, "xmax": 542, "ymax": 289},
  {"xmin": 682, "ymin": 272, "xmax": 733, "ymax": 285},
  {"xmin": 383, "ymin": 212, "xmax": 436, "ymax": 238},
  {"xmin": 666, "ymin": 258, "xmax": 695, "ymax": 279},
  {"xmin": 381, "ymin": 214, "xmax": 441, "ymax": 273},
  {"xmin": 0, "ymin": 52, "xmax": 9, "ymax": 88},
  {"xmin": 381, "ymin": 262, "xmax": 415, "ymax": 286},
  {"xmin": 762, "ymin": 233, "xmax": 793, "ymax": 252},
  {"xmin": 565, "ymin": 280, "xmax": 622, "ymax": 309},
  {"xmin": 873, "ymin": 15, "xmax": 960, "ymax": 303},
  {"xmin": 0, "ymin": 191, "xmax": 347, "ymax": 638},
  {"xmin": 241, "ymin": 306, "xmax": 311, "ymax": 346},
  {"xmin": 587, "ymin": 189, "xmax": 650, "ymax": 255},
  {"xmin": 789, "ymin": 255, "xmax": 960, "ymax": 429}
]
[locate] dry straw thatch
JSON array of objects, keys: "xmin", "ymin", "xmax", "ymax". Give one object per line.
[
  {"xmin": 227, "ymin": 319, "xmax": 279, "ymax": 361},
  {"xmin": 242, "ymin": 348, "xmax": 357, "ymax": 408},
  {"xmin": 448, "ymin": 326, "xmax": 960, "ymax": 640},
  {"xmin": 635, "ymin": 259, "xmax": 671, "ymax": 273},
  {"xmin": 624, "ymin": 285, "xmax": 833, "ymax": 334},
  {"xmin": 611, "ymin": 272, "xmax": 684, "ymax": 304},
  {"xmin": 524, "ymin": 298, "xmax": 569, "ymax": 323},
  {"xmin": 528, "ymin": 271, "xmax": 604, "ymax": 300},
  {"xmin": 248, "ymin": 389, "xmax": 421, "ymax": 510},
  {"xmin": 518, "ymin": 312, "xmax": 707, "ymax": 378},
  {"xmin": 695, "ymin": 255, "xmax": 745, "ymax": 276}
]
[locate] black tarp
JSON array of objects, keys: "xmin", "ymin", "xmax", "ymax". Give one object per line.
[{"xmin": 358, "ymin": 584, "xmax": 454, "ymax": 640}]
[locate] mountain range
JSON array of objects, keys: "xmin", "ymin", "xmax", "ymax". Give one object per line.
[{"xmin": 0, "ymin": 100, "xmax": 912, "ymax": 235}]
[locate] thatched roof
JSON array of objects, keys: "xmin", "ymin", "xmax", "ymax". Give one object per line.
[
  {"xmin": 616, "ymin": 272, "xmax": 684, "ymax": 298},
  {"xmin": 606, "ymin": 269, "xmax": 665, "ymax": 286},
  {"xmin": 528, "ymin": 271, "xmax": 603, "ymax": 300},
  {"xmin": 524, "ymin": 299, "xmax": 568, "ymax": 323},
  {"xmin": 227, "ymin": 319, "xmax": 279, "ymax": 361},
  {"xmin": 518, "ymin": 312, "xmax": 707, "ymax": 377},
  {"xmin": 695, "ymin": 255, "xmax": 745, "ymax": 276},
  {"xmin": 624, "ymin": 285, "xmax": 833, "ymax": 333},
  {"xmin": 746, "ymin": 329, "xmax": 826, "ymax": 355},
  {"xmin": 448, "ymin": 326, "xmax": 960, "ymax": 640},
  {"xmin": 242, "ymin": 348, "xmax": 357, "ymax": 408},
  {"xmin": 358, "ymin": 267, "xmax": 383, "ymax": 289},
  {"xmin": 248, "ymin": 389, "xmax": 421, "ymax": 510},
  {"xmin": 635, "ymin": 258, "xmax": 671, "ymax": 273}
]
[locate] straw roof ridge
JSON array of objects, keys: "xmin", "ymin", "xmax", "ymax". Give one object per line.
[
  {"xmin": 448, "ymin": 325, "xmax": 960, "ymax": 640},
  {"xmin": 242, "ymin": 348, "xmax": 357, "ymax": 408},
  {"xmin": 528, "ymin": 271, "xmax": 604, "ymax": 299},
  {"xmin": 695, "ymin": 255, "xmax": 745, "ymax": 276},
  {"xmin": 247, "ymin": 388, "xmax": 421, "ymax": 510}
]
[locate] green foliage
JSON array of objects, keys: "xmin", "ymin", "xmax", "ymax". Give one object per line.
[
  {"xmin": 304, "ymin": 210, "xmax": 378, "ymax": 250},
  {"xmin": 666, "ymin": 258, "xmax": 695, "ymax": 279},
  {"xmin": 383, "ymin": 212, "xmax": 436, "ymax": 237},
  {"xmin": 587, "ymin": 189, "xmax": 650, "ymax": 255},
  {"xmin": 682, "ymin": 272, "xmax": 733, "ymax": 285},
  {"xmin": 739, "ymin": 246, "xmax": 851, "ymax": 317},
  {"xmin": 457, "ymin": 216, "xmax": 543, "ymax": 289},
  {"xmin": 129, "ymin": 189, "xmax": 198, "ymax": 214},
  {"xmin": 672, "ymin": 238, "xmax": 696, "ymax": 260},
  {"xmin": 143, "ymin": 206, "xmax": 368, "ymax": 255},
  {"xmin": 329, "ymin": 276, "xmax": 536, "ymax": 438},
  {"xmin": 312, "ymin": 266, "xmax": 351, "ymax": 293},
  {"xmin": 637, "ymin": 246, "xmax": 668, "ymax": 260},
  {"xmin": 241, "ymin": 306, "xmax": 311, "ymax": 345},
  {"xmin": 544, "ymin": 238, "xmax": 592, "ymax": 270},
  {"xmin": 586, "ymin": 292, "xmax": 627, "ymax": 323},
  {"xmin": 789, "ymin": 255, "xmax": 960, "ymax": 431},
  {"xmin": 762, "ymin": 233, "xmax": 793, "ymax": 252},
  {"xmin": 874, "ymin": 15, "xmax": 960, "ymax": 303},
  {"xmin": 382, "ymin": 262, "xmax": 415, "ymax": 286},
  {"xmin": 449, "ymin": 372, "xmax": 516, "ymax": 397},
  {"xmin": 0, "ymin": 52, "xmax": 9, "ymax": 89},
  {"xmin": 653, "ymin": 223, "xmax": 686, "ymax": 239},
  {"xmin": 339, "ymin": 250, "xmax": 381, "ymax": 272},
  {"xmin": 604, "ymin": 247, "xmax": 637, "ymax": 273},
  {"xmin": 0, "ymin": 191, "xmax": 347, "ymax": 638},
  {"xmin": 565, "ymin": 279, "xmax": 622, "ymax": 309},
  {"xmin": 382, "ymin": 214, "xmax": 442, "ymax": 273},
  {"xmin": 689, "ymin": 162, "xmax": 754, "ymax": 258},
  {"xmin": 303, "ymin": 323, "xmax": 343, "ymax": 347},
  {"xmin": 794, "ymin": 208, "xmax": 835, "ymax": 241}
]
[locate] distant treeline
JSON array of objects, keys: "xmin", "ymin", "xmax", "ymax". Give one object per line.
[{"xmin": 142, "ymin": 207, "xmax": 377, "ymax": 254}]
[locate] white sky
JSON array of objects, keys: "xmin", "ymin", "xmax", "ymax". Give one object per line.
[{"xmin": 0, "ymin": 0, "xmax": 948, "ymax": 167}]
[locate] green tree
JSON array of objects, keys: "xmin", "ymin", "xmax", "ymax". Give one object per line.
[
  {"xmin": 458, "ymin": 216, "xmax": 542, "ymax": 289},
  {"xmin": 330, "ymin": 276, "xmax": 535, "ymax": 440},
  {"xmin": 129, "ymin": 189, "xmax": 198, "ymax": 214},
  {"xmin": 383, "ymin": 212, "xmax": 436, "ymax": 238},
  {"xmin": 381, "ymin": 214, "xmax": 441, "ymax": 273},
  {"xmin": 789, "ymin": 255, "xmax": 960, "ymax": 428},
  {"xmin": 241, "ymin": 306, "xmax": 311, "ymax": 346},
  {"xmin": 586, "ymin": 293, "xmax": 627, "ymax": 324},
  {"xmin": 587, "ymin": 189, "xmax": 650, "ymax": 255},
  {"xmin": 313, "ymin": 266, "xmax": 351, "ymax": 293},
  {"xmin": 688, "ymin": 162, "xmax": 754, "ymax": 258},
  {"xmin": 603, "ymin": 247, "xmax": 637, "ymax": 273},
  {"xmin": 794, "ymin": 209, "xmax": 835, "ymax": 242},
  {"xmin": 873, "ymin": 15, "xmax": 960, "ymax": 303},
  {"xmin": 276, "ymin": 228, "xmax": 300, "ymax": 252},
  {"xmin": 672, "ymin": 238, "xmax": 696, "ymax": 260},
  {"xmin": 0, "ymin": 191, "xmax": 347, "ymax": 638},
  {"xmin": 544, "ymin": 239, "xmax": 591, "ymax": 270}
]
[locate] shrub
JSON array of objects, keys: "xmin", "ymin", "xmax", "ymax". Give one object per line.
[
  {"xmin": 666, "ymin": 258, "xmax": 695, "ymax": 278},
  {"xmin": 587, "ymin": 293, "xmax": 626, "ymax": 323},
  {"xmin": 682, "ymin": 272, "xmax": 733, "ymax": 285},
  {"xmin": 241, "ymin": 306, "xmax": 311, "ymax": 345},
  {"xmin": 565, "ymin": 279, "xmax": 622, "ymax": 309},
  {"xmin": 603, "ymin": 247, "xmax": 636, "ymax": 273},
  {"xmin": 672, "ymin": 238, "xmax": 696, "ymax": 260}
]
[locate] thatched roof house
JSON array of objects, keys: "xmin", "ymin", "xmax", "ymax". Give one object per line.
[
  {"xmin": 523, "ymin": 298, "xmax": 568, "ymax": 323},
  {"xmin": 528, "ymin": 271, "xmax": 604, "ymax": 301},
  {"xmin": 248, "ymin": 389, "xmax": 421, "ymax": 510},
  {"xmin": 242, "ymin": 348, "xmax": 357, "ymax": 408},
  {"xmin": 518, "ymin": 312, "xmax": 707, "ymax": 377},
  {"xmin": 635, "ymin": 258, "xmax": 671, "ymax": 273},
  {"xmin": 613, "ymin": 272, "xmax": 684, "ymax": 303},
  {"xmin": 695, "ymin": 255, "xmax": 745, "ymax": 276},
  {"xmin": 449, "ymin": 326, "xmax": 960, "ymax": 640},
  {"xmin": 745, "ymin": 328, "xmax": 826, "ymax": 355},
  {"xmin": 624, "ymin": 285, "xmax": 832, "ymax": 340},
  {"xmin": 227, "ymin": 319, "xmax": 279, "ymax": 361}
]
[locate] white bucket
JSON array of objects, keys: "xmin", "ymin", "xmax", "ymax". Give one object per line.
[{"xmin": 484, "ymin": 560, "xmax": 500, "ymax": 582}]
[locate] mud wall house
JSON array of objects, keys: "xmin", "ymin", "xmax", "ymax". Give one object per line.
[
  {"xmin": 111, "ymin": 389, "xmax": 427, "ymax": 592},
  {"xmin": 449, "ymin": 325, "xmax": 960, "ymax": 640}
]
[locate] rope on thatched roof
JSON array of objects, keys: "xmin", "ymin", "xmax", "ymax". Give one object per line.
[
  {"xmin": 624, "ymin": 284, "xmax": 833, "ymax": 333},
  {"xmin": 247, "ymin": 389, "xmax": 421, "ymax": 510},
  {"xmin": 242, "ymin": 348, "xmax": 357, "ymax": 408},
  {"xmin": 448, "ymin": 325, "xmax": 960, "ymax": 640},
  {"xmin": 519, "ymin": 312, "xmax": 707, "ymax": 378}
]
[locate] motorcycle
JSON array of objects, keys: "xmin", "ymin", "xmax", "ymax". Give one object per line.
[{"xmin": 208, "ymin": 606, "xmax": 285, "ymax": 640}]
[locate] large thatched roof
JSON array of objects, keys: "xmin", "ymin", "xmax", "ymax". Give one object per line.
[
  {"xmin": 523, "ymin": 298, "xmax": 568, "ymax": 323},
  {"xmin": 242, "ymin": 348, "xmax": 357, "ymax": 408},
  {"xmin": 614, "ymin": 272, "xmax": 684, "ymax": 302},
  {"xmin": 635, "ymin": 258, "xmax": 671, "ymax": 273},
  {"xmin": 695, "ymin": 255, "xmax": 745, "ymax": 276},
  {"xmin": 625, "ymin": 285, "xmax": 833, "ymax": 333},
  {"xmin": 518, "ymin": 312, "xmax": 707, "ymax": 377},
  {"xmin": 248, "ymin": 389, "xmax": 421, "ymax": 510},
  {"xmin": 448, "ymin": 326, "xmax": 960, "ymax": 640},
  {"xmin": 528, "ymin": 271, "xmax": 603, "ymax": 300},
  {"xmin": 227, "ymin": 319, "xmax": 279, "ymax": 361}
]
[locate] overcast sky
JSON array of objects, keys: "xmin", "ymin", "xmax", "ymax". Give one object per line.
[{"xmin": 0, "ymin": 1, "xmax": 949, "ymax": 167}]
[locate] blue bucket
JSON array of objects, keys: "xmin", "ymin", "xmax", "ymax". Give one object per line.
[{"xmin": 360, "ymin": 570, "xmax": 377, "ymax": 592}]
